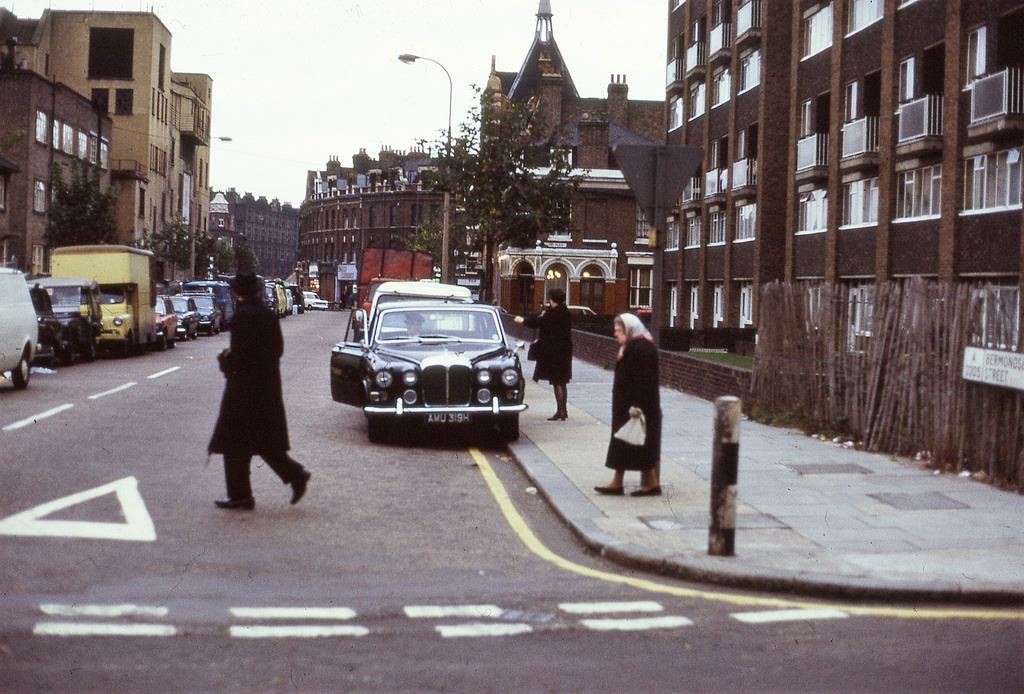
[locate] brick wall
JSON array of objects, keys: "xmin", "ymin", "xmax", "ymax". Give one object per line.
[{"xmin": 505, "ymin": 318, "xmax": 751, "ymax": 402}]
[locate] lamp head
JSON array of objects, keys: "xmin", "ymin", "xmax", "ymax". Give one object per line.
[{"xmin": 398, "ymin": 54, "xmax": 419, "ymax": 64}]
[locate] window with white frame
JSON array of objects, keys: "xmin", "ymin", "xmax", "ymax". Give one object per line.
[
  {"xmin": 635, "ymin": 206, "xmax": 651, "ymax": 242},
  {"xmin": 740, "ymin": 50, "xmax": 761, "ymax": 92},
  {"xmin": 735, "ymin": 202, "xmax": 757, "ymax": 240},
  {"xmin": 847, "ymin": 0, "xmax": 882, "ymax": 35},
  {"xmin": 669, "ymin": 283, "xmax": 679, "ymax": 327},
  {"xmin": 898, "ymin": 56, "xmax": 915, "ymax": 102},
  {"xmin": 52, "ymin": 119, "xmax": 61, "ymax": 150},
  {"xmin": 77, "ymin": 130, "xmax": 88, "ymax": 159},
  {"xmin": 689, "ymin": 284, "xmax": 700, "ymax": 328},
  {"xmin": 688, "ymin": 81, "xmax": 706, "ymax": 119},
  {"xmin": 709, "ymin": 210, "xmax": 727, "ymax": 244},
  {"xmin": 0, "ymin": 174, "xmax": 6, "ymax": 211},
  {"xmin": 963, "ymin": 148, "xmax": 1022, "ymax": 212},
  {"xmin": 844, "ymin": 80, "xmax": 859, "ymax": 121},
  {"xmin": 803, "ymin": 3, "xmax": 833, "ymax": 58},
  {"xmin": 62, "ymin": 124, "xmax": 73, "ymax": 155},
  {"xmin": 847, "ymin": 282, "xmax": 875, "ymax": 351},
  {"xmin": 35, "ymin": 111, "xmax": 48, "ymax": 143},
  {"xmin": 686, "ymin": 214, "xmax": 702, "ymax": 247},
  {"xmin": 33, "ymin": 180, "xmax": 46, "ymax": 213},
  {"xmin": 798, "ymin": 189, "xmax": 828, "ymax": 232},
  {"xmin": 971, "ymin": 285, "xmax": 1020, "ymax": 351},
  {"xmin": 88, "ymin": 133, "xmax": 98, "ymax": 164},
  {"xmin": 712, "ymin": 67, "xmax": 731, "ymax": 107},
  {"xmin": 842, "ymin": 176, "xmax": 879, "ymax": 225},
  {"xmin": 712, "ymin": 283, "xmax": 725, "ymax": 326},
  {"xmin": 966, "ymin": 26, "xmax": 987, "ymax": 84},
  {"xmin": 629, "ymin": 266, "xmax": 652, "ymax": 309},
  {"xmin": 739, "ymin": 283, "xmax": 754, "ymax": 326},
  {"xmin": 100, "ymin": 140, "xmax": 109, "ymax": 169},
  {"xmin": 670, "ymin": 96, "xmax": 685, "ymax": 130},
  {"xmin": 896, "ymin": 163, "xmax": 942, "ymax": 218},
  {"xmin": 799, "ymin": 99, "xmax": 814, "ymax": 136},
  {"xmin": 666, "ymin": 219, "xmax": 681, "ymax": 250}
]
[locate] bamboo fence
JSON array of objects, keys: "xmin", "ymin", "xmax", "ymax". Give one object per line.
[{"xmin": 751, "ymin": 279, "xmax": 1024, "ymax": 486}]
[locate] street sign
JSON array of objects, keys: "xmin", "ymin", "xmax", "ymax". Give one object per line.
[
  {"xmin": 612, "ymin": 145, "xmax": 703, "ymax": 223},
  {"xmin": 962, "ymin": 347, "xmax": 1024, "ymax": 392}
]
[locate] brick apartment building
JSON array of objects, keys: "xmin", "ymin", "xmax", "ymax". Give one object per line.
[
  {"xmin": 0, "ymin": 8, "xmax": 212, "ymax": 278},
  {"xmin": 299, "ymin": 148, "xmax": 445, "ymax": 302},
  {"xmin": 493, "ymin": 1, "xmax": 665, "ymax": 316},
  {"xmin": 0, "ymin": 62, "xmax": 112, "ymax": 275},
  {"xmin": 212, "ymin": 189, "xmax": 300, "ymax": 281},
  {"xmin": 664, "ymin": 0, "xmax": 1023, "ymax": 335}
]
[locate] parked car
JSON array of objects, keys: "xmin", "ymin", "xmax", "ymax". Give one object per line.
[
  {"xmin": 330, "ymin": 303, "xmax": 527, "ymax": 443},
  {"xmin": 263, "ymin": 281, "xmax": 279, "ymax": 315},
  {"xmin": 0, "ymin": 268, "xmax": 37, "ymax": 389},
  {"xmin": 153, "ymin": 297, "xmax": 178, "ymax": 350},
  {"xmin": 287, "ymin": 284, "xmax": 304, "ymax": 314},
  {"xmin": 28, "ymin": 285, "xmax": 63, "ymax": 366},
  {"xmin": 35, "ymin": 277, "xmax": 103, "ymax": 363},
  {"xmin": 167, "ymin": 295, "xmax": 200, "ymax": 340},
  {"xmin": 182, "ymin": 280, "xmax": 235, "ymax": 327},
  {"xmin": 303, "ymin": 291, "xmax": 329, "ymax": 311},
  {"xmin": 186, "ymin": 293, "xmax": 224, "ymax": 335}
]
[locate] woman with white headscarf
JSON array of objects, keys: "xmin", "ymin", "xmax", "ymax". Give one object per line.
[{"xmin": 594, "ymin": 313, "xmax": 662, "ymax": 496}]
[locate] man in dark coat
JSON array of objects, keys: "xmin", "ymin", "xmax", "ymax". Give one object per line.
[
  {"xmin": 513, "ymin": 287, "xmax": 573, "ymax": 420},
  {"xmin": 208, "ymin": 273, "xmax": 310, "ymax": 510}
]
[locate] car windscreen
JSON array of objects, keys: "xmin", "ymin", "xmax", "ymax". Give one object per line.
[
  {"xmin": 47, "ymin": 286, "xmax": 84, "ymax": 309},
  {"xmin": 99, "ymin": 285, "xmax": 126, "ymax": 304},
  {"xmin": 169, "ymin": 297, "xmax": 190, "ymax": 311},
  {"xmin": 191, "ymin": 296, "xmax": 214, "ymax": 310},
  {"xmin": 376, "ymin": 309, "xmax": 500, "ymax": 342}
]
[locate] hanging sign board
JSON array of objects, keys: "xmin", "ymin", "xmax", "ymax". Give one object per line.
[{"xmin": 962, "ymin": 347, "xmax": 1024, "ymax": 392}]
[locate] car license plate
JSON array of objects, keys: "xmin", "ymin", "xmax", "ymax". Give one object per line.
[{"xmin": 426, "ymin": 412, "xmax": 471, "ymax": 424}]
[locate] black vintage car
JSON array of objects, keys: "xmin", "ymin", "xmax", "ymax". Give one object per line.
[
  {"xmin": 167, "ymin": 295, "xmax": 200, "ymax": 340},
  {"xmin": 185, "ymin": 293, "xmax": 224, "ymax": 335},
  {"xmin": 28, "ymin": 284, "xmax": 63, "ymax": 365},
  {"xmin": 35, "ymin": 277, "xmax": 103, "ymax": 364},
  {"xmin": 330, "ymin": 303, "xmax": 527, "ymax": 443}
]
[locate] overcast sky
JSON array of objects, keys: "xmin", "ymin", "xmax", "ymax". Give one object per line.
[{"xmin": 12, "ymin": 0, "xmax": 667, "ymax": 205}]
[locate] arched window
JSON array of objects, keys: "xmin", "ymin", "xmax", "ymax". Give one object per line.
[
  {"xmin": 544, "ymin": 263, "xmax": 569, "ymax": 301},
  {"xmin": 580, "ymin": 264, "xmax": 605, "ymax": 313}
]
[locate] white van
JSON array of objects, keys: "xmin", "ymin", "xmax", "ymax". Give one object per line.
[{"xmin": 0, "ymin": 268, "xmax": 38, "ymax": 389}]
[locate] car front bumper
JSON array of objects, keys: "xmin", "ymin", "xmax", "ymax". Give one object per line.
[{"xmin": 364, "ymin": 400, "xmax": 527, "ymax": 416}]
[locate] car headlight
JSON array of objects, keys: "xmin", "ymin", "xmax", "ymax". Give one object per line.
[
  {"xmin": 477, "ymin": 388, "xmax": 492, "ymax": 404},
  {"xmin": 501, "ymin": 368, "xmax": 520, "ymax": 386},
  {"xmin": 402, "ymin": 371, "xmax": 418, "ymax": 386},
  {"xmin": 375, "ymin": 370, "xmax": 393, "ymax": 388},
  {"xmin": 476, "ymin": 370, "xmax": 492, "ymax": 385},
  {"xmin": 402, "ymin": 389, "xmax": 417, "ymax": 405},
  {"xmin": 113, "ymin": 316, "xmax": 124, "ymax": 327}
]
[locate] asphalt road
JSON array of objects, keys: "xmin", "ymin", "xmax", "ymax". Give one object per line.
[{"xmin": 1, "ymin": 311, "xmax": 1021, "ymax": 692}]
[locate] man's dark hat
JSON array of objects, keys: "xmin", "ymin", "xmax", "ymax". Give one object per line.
[{"xmin": 230, "ymin": 272, "xmax": 262, "ymax": 298}]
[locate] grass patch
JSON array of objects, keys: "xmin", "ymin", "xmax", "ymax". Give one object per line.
[{"xmin": 684, "ymin": 351, "xmax": 754, "ymax": 370}]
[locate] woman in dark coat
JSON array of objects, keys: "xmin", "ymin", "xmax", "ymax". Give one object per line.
[
  {"xmin": 514, "ymin": 287, "xmax": 572, "ymax": 420},
  {"xmin": 595, "ymin": 313, "xmax": 662, "ymax": 496},
  {"xmin": 208, "ymin": 273, "xmax": 310, "ymax": 510}
]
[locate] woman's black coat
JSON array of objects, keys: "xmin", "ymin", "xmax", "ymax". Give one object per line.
[
  {"xmin": 208, "ymin": 298, "xmax": 290, "ymax": 456},
  {"xmin": 522, "ymin": 303, "xmax": 573, "ymax": 385},
  {"xmin": 605, "ymin": 337, "xmax": 662, "ymax": 472}
]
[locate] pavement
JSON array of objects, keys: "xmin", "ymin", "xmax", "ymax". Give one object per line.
[{"xmin": 507, "ymin": 357, "xmax": 1024, "ymax": 604}]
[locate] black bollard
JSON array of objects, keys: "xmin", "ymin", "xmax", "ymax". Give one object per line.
[{"xmin": 708, "ymin": 396, "xmax": 741, "ymax": 556}]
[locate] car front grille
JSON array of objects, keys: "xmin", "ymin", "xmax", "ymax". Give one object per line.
[{"xmin": 421, "ymin": 364, "xmax": 472, "ymax": 406}]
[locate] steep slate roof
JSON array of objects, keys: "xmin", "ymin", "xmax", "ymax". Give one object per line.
[{"xmin": 506, "ymin": 2, "xmax": 579, "ymax": 102}]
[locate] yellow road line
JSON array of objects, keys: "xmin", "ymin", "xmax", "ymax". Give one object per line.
[{"xmin": 469, "ymin": 448, "xmax": 1024, "ymax": 621}]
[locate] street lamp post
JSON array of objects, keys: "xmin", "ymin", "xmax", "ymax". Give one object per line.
[{"xmin": 398, "ymin": 53, "xmax": 453, "ymax": 284}]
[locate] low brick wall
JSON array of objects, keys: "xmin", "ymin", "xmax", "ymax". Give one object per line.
[{"xmin": 504, "ymin": 319, "xmax": 751, "ymax": 403}]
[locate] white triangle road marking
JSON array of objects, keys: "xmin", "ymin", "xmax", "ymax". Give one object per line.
[{"xmin": 0, "ymin": 476, "xmax": 156, "ymax": 542}]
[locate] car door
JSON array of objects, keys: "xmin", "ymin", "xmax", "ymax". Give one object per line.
[{"xmin": 331, "ymin": 310, "xmax": 370, "ymax": 406}]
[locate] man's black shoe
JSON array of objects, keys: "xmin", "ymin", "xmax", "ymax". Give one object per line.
[
  {"xmin": 290, "ymin": 471, "xmax": 311, "ymax": 505},
  {"xmin": 214, "ymin": 497, "xmax": 255, "ymax": 510}
]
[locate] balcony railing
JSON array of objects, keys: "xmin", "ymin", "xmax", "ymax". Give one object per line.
[
  {"xmin": 737, "ymin": 0, "xmax": 763, "ymax": 35},
  {"xmin": 897, "ymin": 94, "xmax": 943, "ymax": 142},
  {"xmin": 666, "ymin": 58, "xmax": 681, "ymax": 87},
  {"xmin": 970, "ymin": 67, "xmax": 1024, "ymax": 123},
  {"xmin": 796, "ymin": 133, "xmax": 829, "ymax": 171},
  {"xmin": 841, "ymin": 116, "xmax": 879, "ymax": 158},
  {"xmin": 686, "ymin": 42, "xmax": 706, "ymax": 73},
  {"xmin": 732, "ymin": 158, "xmax": 757, "ymax": 188},
  {"xmin": 709, "ymin": 23, "xmax": 732, "ymax": 56}
]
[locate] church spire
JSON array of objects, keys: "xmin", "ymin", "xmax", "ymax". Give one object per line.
[{"xmin": 535, "ymin": 0, "xmax": 553, "ymax": 43}]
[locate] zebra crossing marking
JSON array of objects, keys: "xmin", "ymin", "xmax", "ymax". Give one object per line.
[
  {"xmin": 730, "ymin": 608, "xmax": 849, "ymax": 624},
  {"xmin": 435, "ymin": 623, "xmax": 533, "ymax": 638},
  {"xmin": 33, "ymin": 621, "xmax": 176, "ymax": 637},
  {"xmin": 580, "ymin": 616, "xmax": 694, "ymax": 632},
  {"xmin": 40, "ymin": 603, "xmax": 168, "ymax": 618},
  {"xmin": 229, "ymin": 606, "xmax": 357, "ymax": 620},
  {"xmin": 404, "ymin": 605, "xmax": 504, "ymax": 619},
  {"xmin": 229, "ymin": 625, "xmax": 369, "ymax": 639},
  {"xmin": 559, "ymin": 600, "xmax": 663, "ymax": 614}
]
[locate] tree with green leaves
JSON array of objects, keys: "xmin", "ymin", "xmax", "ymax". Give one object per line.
[
  {"xmin": 195, "ymin": 233, "xmax": 236, "ymax": 278},
  {"xmin": 144, "ymin": 218, "xmax": 191, "ymax": 279},
  {"xmin": 427, "ymin": 86, "xmax": 577, "ymax": 302},
  {"xmin": 46, "ymin": 160, "xmax": 118, "ymax": 247}
]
